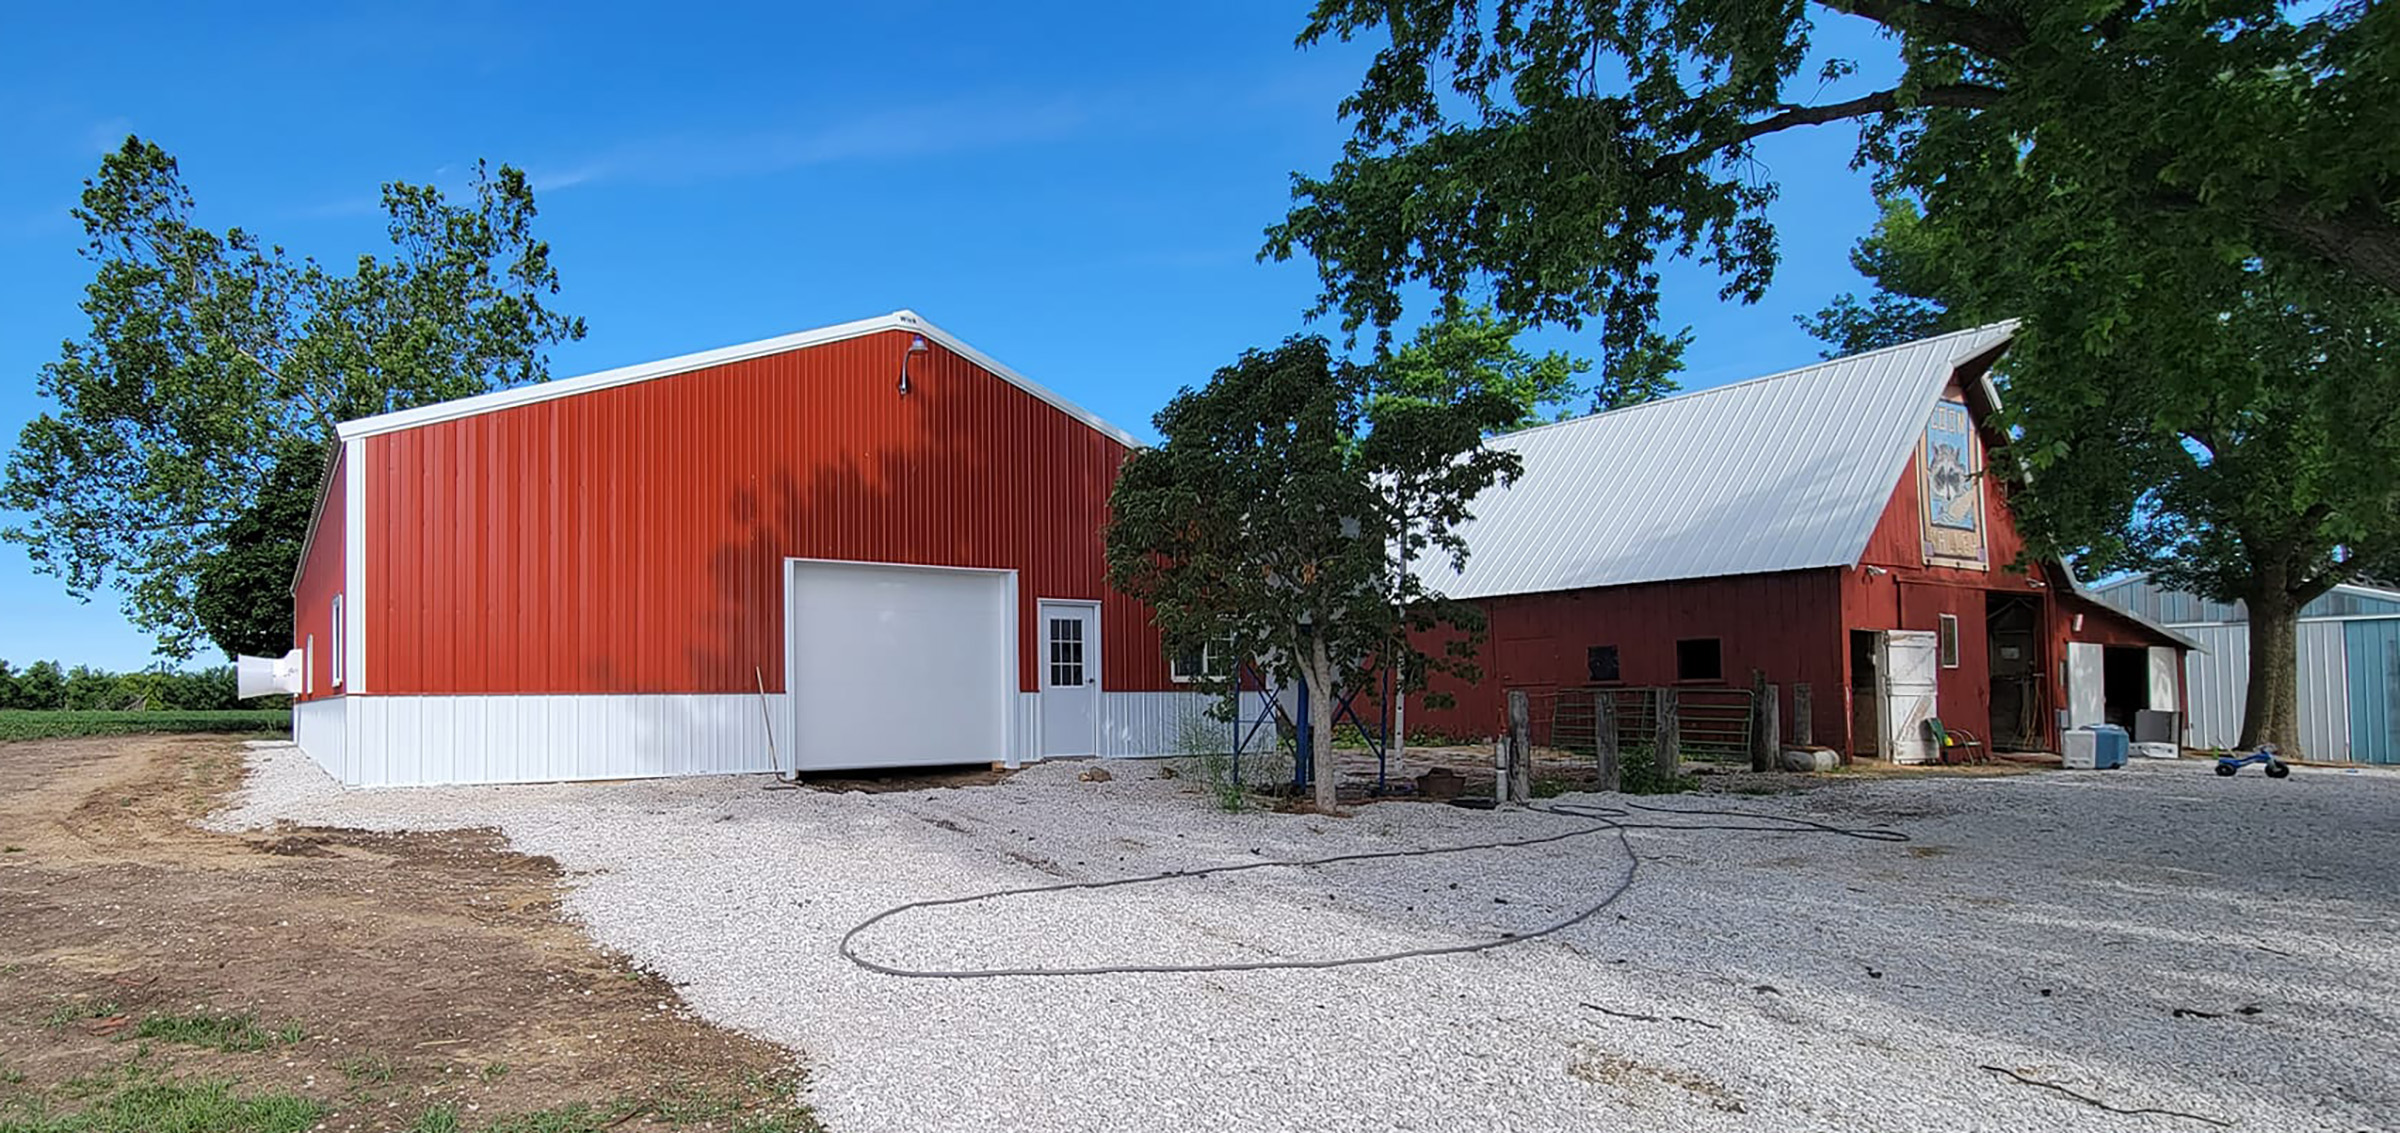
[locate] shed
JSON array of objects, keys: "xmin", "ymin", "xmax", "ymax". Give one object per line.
[
  {"xmin": 1405, "ymin": 324, "xmax": 2194, "ymax": 762},
  {"xmin": 287, "ymin": 310, "xmax": 1233, "ymax": 786},
  {"xmin": 2088, "ymin": 575, "xmax": 2400, "ymax": 762}
]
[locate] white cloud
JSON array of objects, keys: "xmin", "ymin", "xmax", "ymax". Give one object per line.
[{"xmin": 525, "ymin": 91, "xmax": 1098, "ymax": 194}]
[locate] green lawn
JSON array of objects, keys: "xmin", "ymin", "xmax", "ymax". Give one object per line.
[{"xmin": 0, "ymin": 711, "xmax": 288, "ymax": 742}]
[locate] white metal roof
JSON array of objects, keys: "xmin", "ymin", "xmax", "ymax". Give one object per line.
[
  {"xmin": 333, "ymin": 309, "xmax": 1140, "ymax": 447},
  {"xmin": 1417, "ymin": 322, "xmax": 2019, "ymax": 600}
]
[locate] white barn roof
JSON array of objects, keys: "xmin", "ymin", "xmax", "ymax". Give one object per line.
[{"xmin": 1420, "ymin": 322, "xmax": 2018, "ymax": 600}]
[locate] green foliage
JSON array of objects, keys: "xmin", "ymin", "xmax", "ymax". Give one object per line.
[
  {"xmin": 1616, "ymin": 743, "xmax": 1691, "ymax": 796},
  {"xmin": 41, "ymin": 1001, "xmax": 121, "ymax": 1030},
  {"xmin": 0, "ymin": 1059, "xmax": 321, "ymax": 1133},
  {"xmin": 0, "ymin": 712, "xmax": 286, "ymax": 741},
  {"xmin": 191, "ymin": 444, "xmax": 328, "ymax": 660},
  {"xmin": 1106, "ymin": 335, "xmax": 1526, "ymax": 809},
  {"xmin": 131, "ymin": 1013, "xmax": 301, "ymax": 1054},
  {"xmin": 1375, "ymin": 306, "xmax": 1618, "ymax": 424},
  {"xmin": 4, "ymin": 137, "xmax": 585, "ymax": 660},
  {"xmin": 1811, "ymin": 181, "xmax": 2400, "ymax": 750},
  {"xmin": 1268, "ymin": 1, "xmax": 2400, "ymax": 373},
  {"xmin": 406, "ymin": 1106, "xmax": 461, "ymax": 1133},
  {"xmin": 0, "ymin": 661, "xmax": 250, "ymax": 713}
]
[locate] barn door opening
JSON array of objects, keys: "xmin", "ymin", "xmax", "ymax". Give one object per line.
[
  {"xmin": 1879, "ymin": 630, "xmax": 1939, "ymax": 764},
  {"xmin": 1849, "ymin": 630, "xmax": 1880, "ymax": 759},
  {"xmin": 1038, "ymin": 601, "xmax": 1100, "ymax": 758},
  {"xmin": 1987, "ymin": 593, "xmax": 2042, "ymax": 750}
]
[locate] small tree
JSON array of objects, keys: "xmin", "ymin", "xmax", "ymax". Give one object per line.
[{"xmin": 1106, "ymin": 334, "xmax": 1527, "ymax": 811}]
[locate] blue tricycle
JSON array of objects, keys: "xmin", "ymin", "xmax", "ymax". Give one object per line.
[{"xmin": 2215, "ymin": 744, "xmax": 2292, "ymax": 779}]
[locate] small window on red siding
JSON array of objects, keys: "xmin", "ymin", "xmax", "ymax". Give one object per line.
[
  {"xmin": 1587, "ymin": 645, "xmax": 1620, "ymax": 683},
  {"xmin": 1938, "ymin": 613, "xmax": 1961, "ymax": 669},
  {"xmin": 1674, "ymin": 638, "xmax": 1722, "ymax": 682}
]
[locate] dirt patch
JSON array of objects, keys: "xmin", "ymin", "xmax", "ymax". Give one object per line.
[{"xmin": 0, "ymin": 734, "xmax": 816, "ymax": 1131}]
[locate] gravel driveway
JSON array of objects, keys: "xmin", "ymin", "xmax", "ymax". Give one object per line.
[{"xmin": 217, "ymin": 748, "xmax": 2400, "ymax": 1133}]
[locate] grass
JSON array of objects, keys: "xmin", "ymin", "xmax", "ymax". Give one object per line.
[
  {"xmin": 407, "ymin": 1106, "xmax": 461, "ymax": 1133},
  {"xmin": 131, "ymin": 1012, "xmax": 301, "ymax": 1054},
  {"xmin": 39, "ymin": 1002, "xmax": 119, "ymax": 1030},
  {"xmin": 0, "ymin": 1059, "xmax": 321, "ymax": 1133},
  {"xmin": 336, "ymin": 1055, "xmax": 393, "ymax": 1085},
  {"xmin": 0, "ymin": 711, "xmax": 288, "ymax": 743}
]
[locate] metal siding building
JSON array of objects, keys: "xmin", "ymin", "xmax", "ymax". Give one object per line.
[
  {"xmin": 1408, "ymin": 325, "xmax": 2191, "ymax": 761},
  {"xmin": 288, "ymin": 310, "xmax": 1235, "ymax": 786},
  {"xmin": 2090, "ymin": 576, "xmax": 2400, "ymax": 762}
]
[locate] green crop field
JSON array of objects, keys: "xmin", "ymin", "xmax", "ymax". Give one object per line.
[{"xmin": 0, "ymin": 709, "xmax": 289, "ymax": 741}]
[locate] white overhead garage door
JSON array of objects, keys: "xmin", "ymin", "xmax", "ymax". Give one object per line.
[{"xmin": 785, "ymin": 560, "xmax": 1014, "ymax": 772}]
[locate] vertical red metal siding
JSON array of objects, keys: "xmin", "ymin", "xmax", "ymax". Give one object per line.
[
  {"xmin": 1407, "ymin": 569, "xmax": 1850, "ymax": 743},
  {"xmin": 291, "ymin": 449, "xmax": 347, "ymax": 701},
  {"xmin": 362, "ymin": 330, "xmax": 1174, "ymax": 695}
]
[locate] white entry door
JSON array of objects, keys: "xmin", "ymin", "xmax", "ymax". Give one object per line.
[
  {"xmin": 2067, "ymin": 642, "xmax": 2106, "ymax": 727},
  {"xmin": 1880, "ymin": 630, "xmax": 1939, "ymax": 764},
  {"xmin": 1039, "ymin": 602, "xmax": 1099, "ymax": 758}
]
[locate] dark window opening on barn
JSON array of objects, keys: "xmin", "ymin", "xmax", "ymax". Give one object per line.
[
  {"xmin": 1937, "ymin": 613, "xmax": 1960, "ymax": 669},
  {"xmin": 1587, "ymin": 645, "xmax": 1620, "ymax": 683},
  {"xmin": 1675, "ymin": 638, "xmax": 1722, "ymax": 682}
]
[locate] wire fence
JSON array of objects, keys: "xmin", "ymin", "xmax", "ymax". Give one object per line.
[{"xmin": 1517, "ymin": 687, "xmax": 1757, "ymax": 763}]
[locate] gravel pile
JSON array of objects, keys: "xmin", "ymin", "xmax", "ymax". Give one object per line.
[{"xmin": 217, "ymin": 744, "xmax": 2400, "ymax": 1132}]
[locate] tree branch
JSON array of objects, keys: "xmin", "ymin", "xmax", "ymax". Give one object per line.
[
  {"xmin": 1656, "ymin": 83, "xmax": 2006, "ymax": 172},
  {"xmin": 1818, "ymin": 0, "xmax": 2031, "ymax": 60},
  {"xmin": 2251, "ymin": 192, "xmax": 2400, "ymax": 299}
]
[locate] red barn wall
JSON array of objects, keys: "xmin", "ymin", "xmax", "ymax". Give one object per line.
[
  {"xmin": 292, "ymin": 448, "xmax": 347, "ymax": 702},
  {"xmin": 1407, "ymin": 569, "xmax": 1848, "ymax": 744},
  {"xmin": 359, "ymin": 329, "xmax": 1173, "ymax": 696}
]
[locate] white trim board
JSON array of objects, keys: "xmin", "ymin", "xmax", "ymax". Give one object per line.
[
  {"xmin": 342, "ymin": 435, "xmax": 367, "ymax": 693},
  {"xmin": 333, "ymin": 310, "xmax": 1140, "ymax": 448}
]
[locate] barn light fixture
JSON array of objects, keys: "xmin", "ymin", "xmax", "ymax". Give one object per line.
[{"xmin": 900, "ymin": 334, "xmax": 930, "ymax": 394}]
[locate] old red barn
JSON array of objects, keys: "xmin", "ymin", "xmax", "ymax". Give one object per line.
[
  {"xmin": 287, "ymin": 311, "xmax": 1223, "ymax": 786},
  {"xmin": 1407, "ymin": 324, "xmax": 2191, "ymax": 761}
]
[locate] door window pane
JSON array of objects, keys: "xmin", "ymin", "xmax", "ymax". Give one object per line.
[{"xmin": 1049, "ymin": 617, "xmax": 1084, "ymax": 687}]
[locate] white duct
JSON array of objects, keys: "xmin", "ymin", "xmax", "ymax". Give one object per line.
[{"xmin": 236, "ymin": 650, "xmax": 306, "ymax": 698}]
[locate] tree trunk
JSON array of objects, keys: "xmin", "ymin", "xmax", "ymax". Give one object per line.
[
  {"xmin": 2240, "ymin": 590, "xmax": 2305, "ymax": 756},
  {"xmin": 1305, "ymin": 637, "xmax": 1342, "ymax": 813}
]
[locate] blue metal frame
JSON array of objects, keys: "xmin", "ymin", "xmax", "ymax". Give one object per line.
[{"xmin": 1224, "ymin": 662, "xmax": 1395, "ymax": 794}]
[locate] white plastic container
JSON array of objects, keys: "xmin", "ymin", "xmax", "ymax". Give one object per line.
[
  {"xmin": 2062, "ymin": 729, "xmax": 2099, "ymax": 769},
  {"xmin": 2132, "ymin": 741, "xmax": 2179, "ymax": 760}
]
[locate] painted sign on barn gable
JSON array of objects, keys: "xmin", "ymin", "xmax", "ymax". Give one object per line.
[{"xmin": 1920, "ymin": 399, "xmax": 1986, "ymax": 566}]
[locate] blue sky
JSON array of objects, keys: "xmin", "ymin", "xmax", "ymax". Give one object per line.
[{"xmin": 0, "ymin": 1, "xmax": 1902, "ymax": 670}]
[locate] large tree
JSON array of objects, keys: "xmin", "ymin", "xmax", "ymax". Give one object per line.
[
  {"xmin": 5, "ymin": 138, "xmax": 584, "ymax": 659},
  {"xmin": 1265, "ymin": 1, "xmax": 2397, "ymax": 373},
  {"xmin": 1106, "ymin": 334, "xmax": 1528, "ymax": 811},
  {"xmin": 1268, "ymin": 2, "xmax": 2397, "ymax": 756},
  {"xmin": 1810, "ymin": 199, "xmax": 2400, "ymax": 755}
]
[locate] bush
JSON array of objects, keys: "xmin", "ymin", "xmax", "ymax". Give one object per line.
[{"xmin": 1617, "ymin": 743, "xmax": 1694, "ymax": 796}]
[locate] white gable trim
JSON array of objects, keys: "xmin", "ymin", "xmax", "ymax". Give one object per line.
[{"xmin": 332, "ymin": 310, "xmax": 1140, "ymax": 448}]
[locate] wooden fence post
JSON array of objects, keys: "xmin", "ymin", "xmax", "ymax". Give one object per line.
[
  {"xmin": 1505, "ymin": 689, "xmax": 1532, "ymax": 805},
  {"xmin": 1793, "ymin": 683, "xmax": 1813, "ymax": 749},
  {"xmin": 1750, "ymin": 670, "xmax": 1773, "ymax": 772},
  {"xmin": 1756, "ymin": 683, "xmax": 1781, "ymax": 772},
  {"xmin": 1594, "ymin": 691, "xmax": 1621, "ymax": 793},
  {"xmin": 1655, "ymin": 687, "xmax": 1681, "ymax": 782}
]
